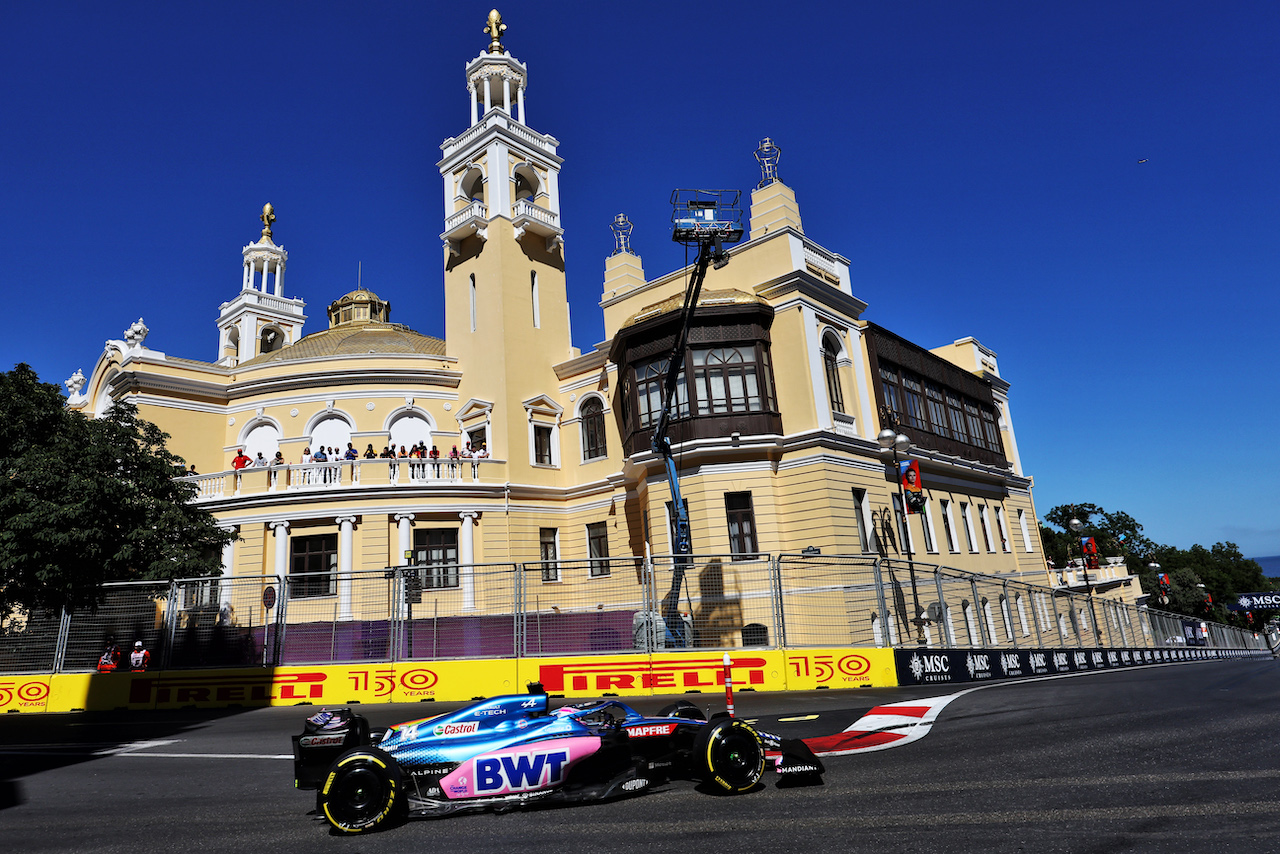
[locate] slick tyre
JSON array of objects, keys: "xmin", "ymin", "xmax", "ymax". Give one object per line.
[
  {"xmin": 319, "ymin": 747, "xmax": 404, "ymax": 833},
  {"xmin": 694, "ymin": 718, "xmax": 765, "ymax": 794}
]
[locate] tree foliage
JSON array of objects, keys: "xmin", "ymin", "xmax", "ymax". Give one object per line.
[
  {"xmin": 1, "ymin": 364, "xmax": 233, "ymax": 615},
  {"xmin": 1041, "ymin": 500, "xmax": 1274, "ymax": 625}
]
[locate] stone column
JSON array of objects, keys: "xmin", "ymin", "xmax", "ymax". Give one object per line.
[
  {"xmin": 395, "ymin": 513, "xmax": 415, "ymax": 564},
  {"xmin": 336, "ymin": 515, "xmax": 357, "ymax": 621},
  {"xmin": 517, "ymin": 84, "xmax": 525, "ymax": 124},
  {"xmin": 269, "ymin": 521, "xmax": 289, "ymax": 584},
  {"xmin": 469, "ymin": 84, "xmax": 478, "ymax": 125},
  {"xmin": 459, "ymin": 512, "xmax": 478, "ymax": 610},
  {"xmin": 218, "ymin": 526, "xmax": 237, "ymax": 624}
]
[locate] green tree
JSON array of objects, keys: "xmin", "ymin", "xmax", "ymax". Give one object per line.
[
  {"xmin": 1044, "ymin": 502, "xmax": 1275, "ymax": 622},
  {"xmin": 0, "ymin": 364, "xmax": 233, "ymax": 615}
]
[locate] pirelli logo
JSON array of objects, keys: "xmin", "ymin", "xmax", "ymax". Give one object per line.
[
  {"xmin": 538, "ymin": 657, "xmax": 766, "ymax": 692},
  {"xmin": 128, "ymin": 671, "xmax": 326, "ymax": 704}
]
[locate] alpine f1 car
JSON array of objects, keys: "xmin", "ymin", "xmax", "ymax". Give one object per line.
[{"xmin": 293, "ymin": 685, "xmax": 824, "ymax": 832}]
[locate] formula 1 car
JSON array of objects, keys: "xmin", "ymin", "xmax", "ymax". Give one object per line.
[{"xmin": 293, "ymin": 685, "xmax": 823, "ymax": 832}]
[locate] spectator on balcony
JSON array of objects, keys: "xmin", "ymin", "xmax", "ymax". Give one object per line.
[
  {"xmin": 270, "ymin": 451, "xmax": 285, "ymax": 466},
  {"xmin": 430, "ymin": 445, "xmax": 441, "ymax": 478},
  {"xmin": 398, "ymin": 445, "xmax": 408, "ymax": 458},
  {"xmin": 232, "ymin": 449, "xmax": 252, "ymax": 470},
  {"xmin": 253, "ymin": 452, "xmax": 268, "ymax": 467},
  {"xmin": 300, "ymin": 446, "xmax": 312, "ymax": 464},
  {"xmin": 448, "ymin": 445, "xmax": 460, "ymax": 478},
  {"xmin": 364, "ymin": 444, "xmax": 377, "ymax": 459},
  {"xmin": 187, "ymin": 464, "xmax": 199, "ymax": 476},
  {"xmin": 379, "ymin": 446, "xmax": 393, "ymax": 458},
  {"xmin": 344, "ymin": 443, "xmax": 359, "ymax": 461},
  {"xmin": 462, "ymin": 442, "xmax": 477, "ymax": 478}
]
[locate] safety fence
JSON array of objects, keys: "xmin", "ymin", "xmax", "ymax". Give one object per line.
[{"xmin": 0, "ymin": 554, "xmax": 1267, "ymax": 675}]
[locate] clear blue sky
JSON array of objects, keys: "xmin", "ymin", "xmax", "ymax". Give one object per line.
[{"xmin": 2, "ymin": 2, "xmax": 1277, "ymax": 558}]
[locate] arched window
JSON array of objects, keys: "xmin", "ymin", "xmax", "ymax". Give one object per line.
[
  {"xmin": 242, "ymin": 421, "xmax": 281, "ymax": 462},
  {"xmin": 691, "ymin": 346, "xmax": 763, "ymax": 415},
  {"xmin": 580, "ymin": 397, "xmax": 607, "ymax": 461},
  {"xmin": 460, "ymin": 168, "xmax": 484, "ymax": 205},
  {"xmin": 513, "ymin": 165, "xmax": 539, "ymax": 202},
  {"xmin": 389, "ymin": 411, "xmax": 433, "ymax": 452},
  {"xmin": 310, "ymin": 414, "xmax": 353, "ymax": 455},
  {"xmin": 822, "ymin": 332, "xmax": 844, "ymax": 413},
  {"xmin": 531, "ymin": 271, "xmax": 540, "ymax": 328},
  {"xmin": 260, "ymin": 326, "xmax": 284, "ymax": 355}
]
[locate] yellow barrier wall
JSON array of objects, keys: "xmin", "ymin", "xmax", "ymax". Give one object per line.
[{"xmin": 2, "ymin": 649, "xmax": 896, "ymax": 714}]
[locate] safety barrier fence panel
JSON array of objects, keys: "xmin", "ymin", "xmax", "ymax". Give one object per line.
[
  {"xmin": 775, "ymin": 555, "xmax": 881, "ymax": 648},
  {"xmin": 62, "ymin": 581, "xmax": 172, "ymax": 672},
  {"xmin": 170, "ymin": 575, "xmax": 277, "ymax": 669},
  {"xmin": 519, "ymin": 558, "xmax": 649, "ymax": 657},
  {"xmin": 0, "ymin": 601, "xmax": 65, "ymax": 675},
  {"xmin": 1, "ymin": 554, "xmax": 1268, "ymax": 674},
  {"xmin": 398, "ymin": 562, "xmax": 521, "ymax": 662},
  {"xmin": 644, "ymin": 555, "xmax": 780, "ymax": 652}
]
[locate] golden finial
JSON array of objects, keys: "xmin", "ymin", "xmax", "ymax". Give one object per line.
[
  {"xmin": 484, "ymin": 9, "xmax": 506, "ymax": 54},
  {"xmin": 260, "ymin": 202, "xmax": 276, "ymax": 240}
]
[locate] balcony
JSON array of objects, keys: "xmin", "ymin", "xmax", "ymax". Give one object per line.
[
  {"xmin": 511, "ymin": 198, "xmax": 563, "ymax": 251},
  {"xmin": 441, "ymin": 200, "xmax": 488, "ymax": 254},
  {"xmin": 181, "ymin": 457, "xmax": 501, "ymax": 503}
]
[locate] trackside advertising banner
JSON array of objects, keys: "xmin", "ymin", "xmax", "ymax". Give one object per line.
[
  {"xmin": 3, "ymin": 646, "xmax": 1265, "ymax": 713},
  {"xmin": 893, "ymin": 645, "xmax": 1264, "ymax": 687}
]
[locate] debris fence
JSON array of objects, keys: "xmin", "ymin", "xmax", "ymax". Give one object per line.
[{"xmin": 0, "ymin": 554, "xmax": 1263, "ymax": 674}]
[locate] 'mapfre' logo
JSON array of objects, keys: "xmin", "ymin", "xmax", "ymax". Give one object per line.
[{"xmin": 626, "ymin": 723, "xmax": 677, "ymax": 738}]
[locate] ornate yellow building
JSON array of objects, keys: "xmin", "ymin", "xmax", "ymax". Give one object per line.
[{"xmin": 69, "ymin": 15, "xmax": 1089, "ymax": 649}]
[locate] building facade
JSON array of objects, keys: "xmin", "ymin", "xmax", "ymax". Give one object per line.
[{"xmin": 69, "ymin": 17, "xmax": 1130, "ymax": 650}]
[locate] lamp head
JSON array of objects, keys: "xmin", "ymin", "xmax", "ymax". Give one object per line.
[
  {"xmin": 1068, "ymin": 518, "xmax": 1084, "ymax": 533},
  {"xmin": 876, "ymin": 428, "xmax": 897, "ymax": 450}
]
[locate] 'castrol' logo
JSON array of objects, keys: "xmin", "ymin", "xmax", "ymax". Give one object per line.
[
  {"xmin": 434, "ymin": 721, "xmax": 480, "ymax": 737},
  {"xmin": 300, "ymin": 734, "xmax": 346, "ymax": 747}
]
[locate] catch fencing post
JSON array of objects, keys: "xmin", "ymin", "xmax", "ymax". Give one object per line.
[{"xmin": 870, "ymin": 558, "xmax": 890, "ymax": 648}]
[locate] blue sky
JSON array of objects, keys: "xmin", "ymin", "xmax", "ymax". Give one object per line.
[{"xmin": 2, "ymin": 2, "xmax": 1277, "ymax": 558}]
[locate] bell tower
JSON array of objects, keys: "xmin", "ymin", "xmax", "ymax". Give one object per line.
[
  {"xmin": 438, "ymin": 11, "xmax": 574, "ymax": 468},
  {"xmin": 216, "ymin": 203, "xmax": 307, "ymax": 366}
]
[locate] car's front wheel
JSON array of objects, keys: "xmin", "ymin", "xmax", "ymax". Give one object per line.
[
  {"xmin": 694, "ymin": 718, "xmax": 765, "ymax": 794},
  {"xmin": 319, "ymin": 747, "xmax": 403, "ymax": 833}
]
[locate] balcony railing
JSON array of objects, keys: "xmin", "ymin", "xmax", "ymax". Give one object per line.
[{"xmin": 181, "ymin": 457, "xmax": 499, "ymax": 502}]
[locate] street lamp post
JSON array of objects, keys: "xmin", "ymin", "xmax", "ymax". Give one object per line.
[
  {"xmin": 877, "ymin": 407, "xmax": 926, "ymax": 646},
  {"xmin": 1068, "ymin": 517, "xmax": 1102, "ymax": 647}
]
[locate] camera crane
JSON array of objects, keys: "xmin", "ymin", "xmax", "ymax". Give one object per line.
[{"xmin": 654, "ymin": 190, "xmax": 744, "ymax": 646}]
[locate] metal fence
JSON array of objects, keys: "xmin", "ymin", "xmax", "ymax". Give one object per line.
[{"xmin": 0, "ymin": 554, "xmax": 1267, "ymax": 674}]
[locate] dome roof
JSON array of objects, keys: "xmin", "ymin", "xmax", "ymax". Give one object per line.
[
  {"xmin": 238, "ymin": 322, "xmax": 445, "ymax": 366},
  {"xmin": 327, "ymin": 287, "xmax": 391, "ymax": 327},
  {"xmin": 621, "ymin": 288, "xmax": 766, "ymax": 330}
]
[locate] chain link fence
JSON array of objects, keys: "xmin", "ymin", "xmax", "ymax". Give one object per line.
[{"xmin": 0, "ymin": 554, "xmax": 1267, "ymax": 674}]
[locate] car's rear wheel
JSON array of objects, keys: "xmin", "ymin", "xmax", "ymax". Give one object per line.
[
  {"xmin": 694, "ymin": 718, "xmax": 765, "ymax": 793},
  {"xmin": 319, "ymin": 747, "xmax": 403, "ymax": 833}
]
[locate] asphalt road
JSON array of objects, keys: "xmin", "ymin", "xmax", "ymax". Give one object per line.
[{"xmin": 3, "ymin": 659, "xmax": 1278, "ymax": 853}]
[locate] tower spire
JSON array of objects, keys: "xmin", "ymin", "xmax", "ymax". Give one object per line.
[{"xmin": 484, "ymin": 9, "xmax": 507, "ymax": 55}]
